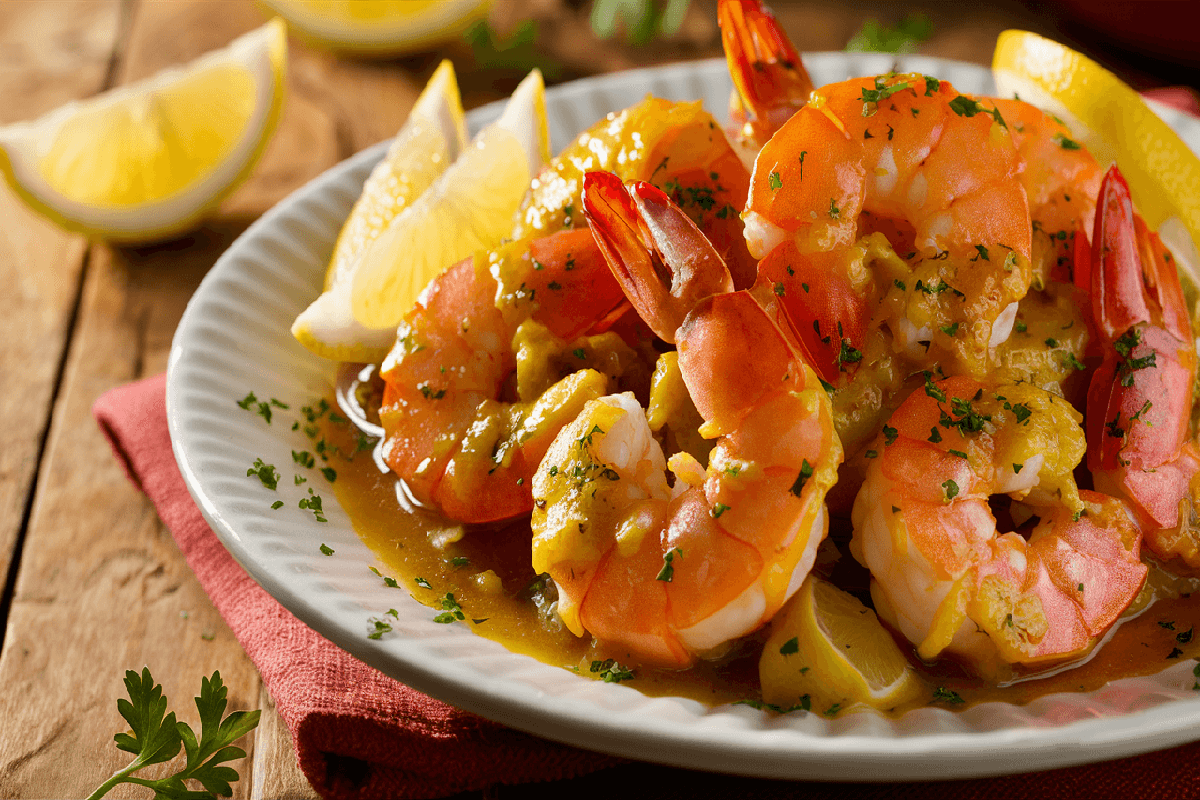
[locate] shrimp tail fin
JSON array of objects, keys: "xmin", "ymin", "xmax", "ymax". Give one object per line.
[
  {"xmin": 719, "ymin": 0, "xmax": 812, "ymax": 147},
  {"xmin": 1091, "ymin": 165, "xmax": 1191, "ymax": 341},
  {"xmin": 583, "ymin": 171, "xmax": 734, "ymax": 342},
  {"xmin": 1086, "ymin": 165, "xmax": 1200, "ymax": 535}
]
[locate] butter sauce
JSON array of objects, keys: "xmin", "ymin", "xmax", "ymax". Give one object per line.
[{"xmin": 326, "ymin": 378, "xmax": 1200, "ymax": 714}]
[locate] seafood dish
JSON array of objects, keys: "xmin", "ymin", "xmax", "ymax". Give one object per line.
[{"xmin": 301, "ymin": 0, "xmax": 1200, "ymax": 715}]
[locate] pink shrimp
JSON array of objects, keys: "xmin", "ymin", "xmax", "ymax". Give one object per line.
[
  {"xmin": 851, "ymin": 375, "xmax": 1147, "ymax": 679},
  {"xmin": 991, "ymin": 98, "xmax": 1104, "ymax": 288},
  {"xmin": 1083, "ymin": 165, "xmax": 1200, "ymax": 568},
  {"xmin": 744, "ymin": 74, "xmax": 1033, "ymax": 382},
  {"xmin": 718, "ymin": 0, "xmax": 813, "ymax": 155},
  {"xmin": 378, "ymin": 229, "xmax": 637, "ymax": 523},
  {"xmin": 528, "ymin": 172, "xmax": 842, "ymax": 667}
]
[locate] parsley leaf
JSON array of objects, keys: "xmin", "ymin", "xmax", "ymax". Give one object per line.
[
  {"xmin": 590, "ymin": 659, "xmax": 635, "ymax": 683},
  {"xmin": 88, "ymin": 668, "xmax": 259, "ymax": 800},
  {"xmin": 932, "ymin": 686, "xmax": 965, "ymax": 704}
]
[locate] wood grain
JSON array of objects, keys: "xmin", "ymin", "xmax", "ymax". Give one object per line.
[{"xmin": 0, "ymin": 0, "xmax": 123, "ymax": 633}]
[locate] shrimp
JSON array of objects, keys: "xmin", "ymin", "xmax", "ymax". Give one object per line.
[
  {"xmin": 529, "ymin": 172, "xmax": 842, "ymax": 667},
  {"xmin": 851, "ymin": 375, "xmax": 1147, "ymax": 679},
  {"xmin": 744, "ymin": 74, "xmax": 1033, "ymax": 381},
  {"xmin": 378, "ymin": 229, "xmax": 641, "ymax": 523},
  {"xmin": 992, "ymin": 98, "xmax": 1104, "ymax": 288},
  {"xmin": 718, "ymin": 0, "xmax": 814, "ymax": 157},
  {"xmin": 1083, "ymin": 165, "xmax": 1200, "ymax": 568},
  {"xmin": 512, "ymin": 96, "xmax": 757, "ymax": 290}
]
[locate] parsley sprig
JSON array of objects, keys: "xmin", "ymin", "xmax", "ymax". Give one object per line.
[{"xmin": 87, "ymin": 668, "xmax": 259, "ymax": 800}]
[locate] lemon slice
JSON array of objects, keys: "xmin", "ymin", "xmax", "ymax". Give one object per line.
[
  {"xmin": 260, "ymin": 0, "xmax": 491, "ymax": 57},
  {"xmin": 291, "ymin": 60, "xmax": 466, "ymax": 362},
  {"xmin": 993, "ymin": 30, "xmax": 1200, "ymax": 298},
  {"xmin": 349, "ymin": 69, "xmax": 549, "ymax": 331},
  {"xmin": 0, "ymin": 19, "xmax": 285, "ymax": 243},
  {"xmin": 759, "ymin": 576, "xmax": 924, "ymax": 712}
]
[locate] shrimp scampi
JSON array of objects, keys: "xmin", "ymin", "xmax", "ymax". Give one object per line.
[
  {"xmin": 851, "ymin": 376, "xmax": 1147, "ymax": 679},
  {"xmin": 530, "ymin": 173, "xmax": 842, "ymax": 667}
]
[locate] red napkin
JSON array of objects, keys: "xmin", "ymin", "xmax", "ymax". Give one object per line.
[
  {"xmin": 97, "ymin": 374, "xmax": 1200, "ymax": 800},
  {"xmin": 94, "ymin": 373, "xmax": 620, "ymax": 799}
]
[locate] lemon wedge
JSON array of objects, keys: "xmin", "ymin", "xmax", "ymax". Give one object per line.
[
  {"xmin": 993, "ymin": 30, "xmax": 1200, "ymax": 298},
  {"xmin": 0, "ymin": 19, "xmax": 285, "ymax": 243},
  {"xmin": 759, "ymin": 576, "xmax": 924, "ymax": 713},
  {"xmin": 291, "ymin": 60, "xmax": 467, "ymax": 362},
  {"xmin": 349, "ymin": 69, "xmax": 550, "ymax": 331},
  {"xmin": 259, "ymin": 0, "xmax": 491, "ymax": 57}
]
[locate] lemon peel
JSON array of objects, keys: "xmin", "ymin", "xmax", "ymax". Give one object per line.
[
  {"xmin": 759, "ymin": 576, "xmax": 924, "ymax": 712},
  {"xmin": 0, "ymin": 19, "xmax": 286, "ymax": 243},
  {"xmin": 349, "ymin": 69, "xmax": 550, "ymax": 332},
  {"xmin": 259, "ymin": 0, "xmax": 491, "ymax": 57},
  {"xmin": 292, "ymin": 60, "xmax": 466, "ymax": 362},
  {"xmin": 993, "ymin": 30, "xmax": 1200, "ymax": 298}
]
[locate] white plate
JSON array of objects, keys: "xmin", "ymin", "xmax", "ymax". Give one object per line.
[{"xmin": 168, "ymin": 54, "xmax": 1200, "ymax": 781}]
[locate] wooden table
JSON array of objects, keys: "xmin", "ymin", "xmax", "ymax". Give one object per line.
[{"xmin": 0, "ymin": 1, "xmax": 1193, "ymax": 797}]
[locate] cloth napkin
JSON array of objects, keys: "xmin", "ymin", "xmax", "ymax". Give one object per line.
[
  {"xmin": 96, "ymin": 375, "xmax": 1200, "ymax": 800},
  {"xmin": 95, "ymin": 373, "xmax": 620, "ymax": 799},
  {"xmin": 94, "ymin": 88, "xmax": 1200, "ymax": 800}
]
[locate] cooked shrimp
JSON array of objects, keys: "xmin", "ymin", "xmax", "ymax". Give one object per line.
[
  {"xmin": 1083, "ymin": 165, "xmax": 1200, "ymax": 568},
  {"xmin": 378, "ymin": 229, "xmax": 641, "ymax": 523},
  {"xmin": 718, "ymin": 0, "xmax": 813, "ymax": 157},
  {"xmin": 992, "ymin": 98, "xmax": 1104, "ymax": 289},
  {"xmin": 528, "ymin": 173, "xmax": 842, "ymax": 667},
  {"xmin": 512, "ymin": 96, "xmax": 757, "ymax": 290},
  {"xmin": 744, "ymin": 74, "xmax": 1033, "ymax": 380},
  {"xmin": 851, "ymin": 375, "xmax": 1147, "ymax": 679}
]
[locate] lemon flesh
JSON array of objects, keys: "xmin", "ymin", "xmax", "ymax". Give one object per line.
[
  {"xmin": 993, "ymin": 30, "xmax": 1200, "ymax": 298},
  {"xmin": 0, "ymin": 19, "xmax": 285, "ymax": 242},
  {"xmin": 349, "ymin": 69, "xmax": 550, "ymax": 331},
  {"xmin": 759, "ymin": 576, "xmax": 924, "ymax": 713},
  {"xmin": 291, "ymin": 60, "xmax": 466, "ymax": 362},
  {"xmin": 260, "ymin": 0, "xmax": 491, "ymax": 56}
]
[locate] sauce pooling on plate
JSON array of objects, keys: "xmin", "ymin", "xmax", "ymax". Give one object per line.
[{"xmin": 322, "ymin": 373, "xmax": 1200, "ymax": 714}]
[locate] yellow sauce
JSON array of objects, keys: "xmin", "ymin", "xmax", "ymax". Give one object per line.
[{"xmin": 325, "ymin": 408, "xmax": 1200, "ymax": 714}]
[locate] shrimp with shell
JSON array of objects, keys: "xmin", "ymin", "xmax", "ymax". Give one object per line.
[
  {"xmin": 1082, "ymin": 165, "xmax": 1200, "ymax": 569},
  {"xmin": 529, "ymin": 172, "xmax": 842, "ymax": 667},
  {"xmin": 851, "ymin": 375, "xmax": 1147, "ymax": 679},
  {"xmin": 745, "ymin": 73, "xmax": 1033, "ymax": 384}
]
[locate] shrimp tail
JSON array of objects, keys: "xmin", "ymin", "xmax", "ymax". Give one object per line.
[
  {"xmin": 718, "ymin": 0, "xmax": 812, "ymax": 148},
  {"xmin": 583, "ymin": 171, "xmax": 734, "ymax": 343},
  {"xmin": 1085, "ymin": 164, "xmax": 1200, "ymax": 554}
]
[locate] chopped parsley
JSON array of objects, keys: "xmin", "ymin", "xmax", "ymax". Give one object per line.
[
  {"xmin": 656, "ymin": 548, "xmax": 683, "ymax": 582},
  {"xmin": 933, "ymin": 686, "xmax": 965, "ymax": 704},
  {"xmin": 779, "ymin": 637, "xmax": 800, "ymax": 656},
  {"xmin": 882, "ymin": 424, "xmax": 899, "ymax": 446},
  {"xmin": 247, "ymin": 459, "xmax": 280, "ymax": 491},
  {"xmin": 790, "ymin": 460, "xmax": 815, "ymax": 497},
  {"xmin": 1053, "ymin": 132, "xmax": 1082, "ymax": 150},
  {"xmin": 434, "ymin": 593, "xmax": 467, "ymax": 623},
  {"xmin": 298, "ymin": 488, "xmax": 327, "ymax": 522},
  {"xmin": 590, "ymin": 659, "xmax": 634, "ymax": 683}
]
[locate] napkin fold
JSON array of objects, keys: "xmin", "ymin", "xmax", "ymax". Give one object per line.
[{"xmin": 95, "ymin": 373, "xmax": 619, "ymax": 799}]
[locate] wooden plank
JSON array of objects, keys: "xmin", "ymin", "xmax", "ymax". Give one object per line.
[
  {"xmin": 0, "ymin": 0, "xmax": 436, "ymax": 794},
  {"xmin": 0, "ymin": 0, "xmax": 122, "ymax": 629},
  {"xmin": 0, "ymin": 1, "xmax": 270, "ymax": 796}
]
